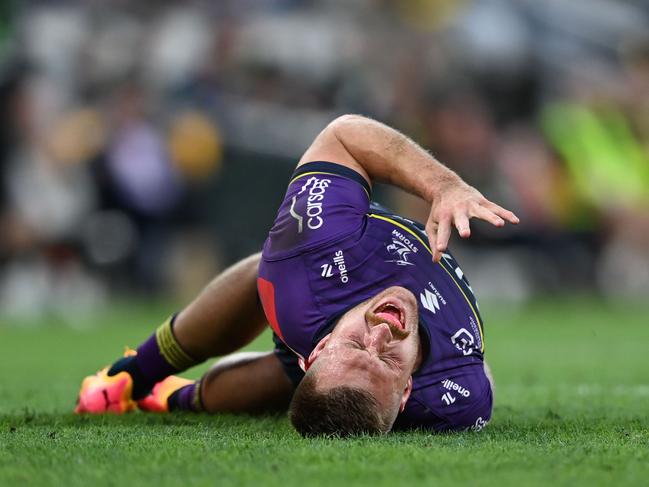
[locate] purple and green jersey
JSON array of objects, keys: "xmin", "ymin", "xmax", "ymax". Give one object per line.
[{"xmin": 258, "ymin": 161, "xmax": 492, "ymax": 432}]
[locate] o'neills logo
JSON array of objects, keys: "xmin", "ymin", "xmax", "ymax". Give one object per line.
[
  {"xmin": 320, "ymin": 249, "xmax": 349, "ymax": 284},
  {"xmin": 333, "ymin": 250, "xmax": 349, "ymax": 283},
  {"xmin": 441, "ymin": 379, "xmax": 471, "ymax": 397},
  {"xmin": 290, "ymin": 176, "xmax": 331, "ymax": 233}
]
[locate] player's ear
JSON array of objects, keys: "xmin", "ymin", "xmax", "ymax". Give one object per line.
[
  {"xmin": 399, "ymin": 376, "xmax": 413, "ymax": 412},
  {"xmin": 305, "ymin": 333, "xmax": 332, "ymax": 369}
]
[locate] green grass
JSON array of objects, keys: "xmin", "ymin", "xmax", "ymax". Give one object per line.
[{"xmin": 1, "ymin": 298, "xmax": 648, "ymax": 486}]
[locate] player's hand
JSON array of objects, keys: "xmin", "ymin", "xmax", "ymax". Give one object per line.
[{"xmin": 424, "ymin": 179, "xmax": 519, "ymax": 263}]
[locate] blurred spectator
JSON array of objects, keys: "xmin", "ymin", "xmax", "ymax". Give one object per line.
[{"xmin": 1, "ymin": 0, "xmax": 648, "ymax": 319}]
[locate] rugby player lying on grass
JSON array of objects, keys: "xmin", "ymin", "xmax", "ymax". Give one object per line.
[{"xmin": 76, "ymin": 115, "xmax": 518, "ymax": 436}]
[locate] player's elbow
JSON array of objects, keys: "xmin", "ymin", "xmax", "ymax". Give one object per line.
[
  {"xmin": 326, "ymin": 114, "xmax": 373, "ymax": 147},
  {"xmin": 331, "ymin": 113, "xmax": 365, "ymax": 125},
  {"xmin": 327, "ymin": 114, "xmax": 367, "ymax": 134}
]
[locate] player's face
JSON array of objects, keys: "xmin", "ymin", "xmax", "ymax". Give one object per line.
[{"xmin": 307, "ymin": 286, "xmax": 421, "ymax": 419}]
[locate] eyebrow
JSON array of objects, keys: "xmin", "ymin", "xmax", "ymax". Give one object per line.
[
  {"xmin": 346, "ymin": 337, "xmax": 365, "ymax": 349},
  {"xmin": 345, "ymin": 338, "xmax": 400, "ymax": 370}
]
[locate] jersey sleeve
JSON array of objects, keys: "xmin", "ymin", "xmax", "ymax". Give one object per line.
[{"xmin": 262, "ymin": 161, "xmax": 371, "ymax": 260}]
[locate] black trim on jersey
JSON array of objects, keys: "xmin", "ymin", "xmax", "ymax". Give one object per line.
[
  {"xmin": 273, "ymin": 333, "xmax": 304, "ymax": 388},
  {"xmin": 291, "ymin": 161, "xmax": 371, "ymax": 197}
]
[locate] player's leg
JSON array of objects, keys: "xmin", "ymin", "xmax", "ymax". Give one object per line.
[
  {"xmin": 199, "ymin": 352, "xmax": 294, "ymax": 413},
  {"xmin": 136, "ymin": 352, "xmax": 295, "ymax": 413},
  {"xmin": 168, "ymin": 334, "xmax": 302, "ymax": 414},
  {"xmin": 172, "ymin": 252, "xmax": 267, "ymax": 359},
  {"xmin": 76, "ymin": 253, "xmax": 268, "ymax": 413},
  {"xmin": 149, "ymin": 333, "xmax": 300, "ymax": 414}
]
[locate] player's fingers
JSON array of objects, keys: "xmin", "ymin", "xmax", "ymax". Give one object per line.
[
  {"xmin": 454, "ymin": 212, "xmax": 471, "ymax": 238},
  {"xmin": 425, "ymin": 221, "xmax": 440, "ymax": 262},
  {"xmin": 470, "ymin": 205, "xmax": 505, "ymax": 227},
  {"xmin": 483, "ymin": 200, "xmax": 520, "ymax": 224},
  {"xmin": 435, "ymin": 216, "xmax": 452, "ymax": 254}
]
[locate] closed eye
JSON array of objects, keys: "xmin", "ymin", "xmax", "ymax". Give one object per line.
[
  {"xmin": 380, "ymin": 356, "xmax": 399, "ymax": 369},
  {"xmin": 348, "ymin": 339, "xmax": 399, "ymax": 369}
]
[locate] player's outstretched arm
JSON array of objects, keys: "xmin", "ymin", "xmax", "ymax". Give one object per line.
[{"xmin": 299, "ymin": 115, "xmax": 519, "ymax": 262}]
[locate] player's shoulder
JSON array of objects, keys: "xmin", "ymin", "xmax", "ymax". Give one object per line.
[
  {"xmin": 262, "ymin": 161, "xmax": 372, "ymax": 260},
  {"xmin": 291, "ymin": 161, "xmax": 371, "ymax": 197}
]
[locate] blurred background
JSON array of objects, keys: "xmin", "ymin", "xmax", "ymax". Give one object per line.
[{"xmin": 1, "ymin": 0, "xmax": 648, "ymax": 324}]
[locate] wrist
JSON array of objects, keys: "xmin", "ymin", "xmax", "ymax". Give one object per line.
[{"xmin": 421, "ymin": 168, "xmax": 462, "ymax": 203}]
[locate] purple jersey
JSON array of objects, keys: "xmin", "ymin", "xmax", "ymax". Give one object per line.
[{"xmin": 258, "ymin": 161, "xmax": 492, "ymax": 432}]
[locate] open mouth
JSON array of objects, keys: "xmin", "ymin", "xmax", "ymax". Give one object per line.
[{"xmin": 373, "ymin": 301, "xmax": 405, "ymax": 330}]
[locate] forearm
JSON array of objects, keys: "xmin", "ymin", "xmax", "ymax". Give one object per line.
[
  {"xmin": 299, "ymin": 114, "xmax": 517, "ymax": 261},
  {"xmin": 330, "ymin": 114, "xmax": 463, "ymax": 203}
]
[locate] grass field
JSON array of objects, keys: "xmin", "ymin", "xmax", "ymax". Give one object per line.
[{"xmin": 1, "ymin": 297, "xmax": 648, "ymax": 486}]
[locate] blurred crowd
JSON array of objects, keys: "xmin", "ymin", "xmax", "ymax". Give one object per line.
[{"xmin": 1, "ymin": 0, "xmax": 648, "ymax": 319}]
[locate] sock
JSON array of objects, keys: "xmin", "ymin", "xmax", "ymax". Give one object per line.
[
  {"xmin": 108, "ymin": 355, "xmax": 152, "ymax": 399},
  {"xmin": 108, "ymin": 315, "xmax": 201, "ymax": 400},
  {"xmin": 168, "ymin": 381, "xmax": 204, "ymax": 412}
]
